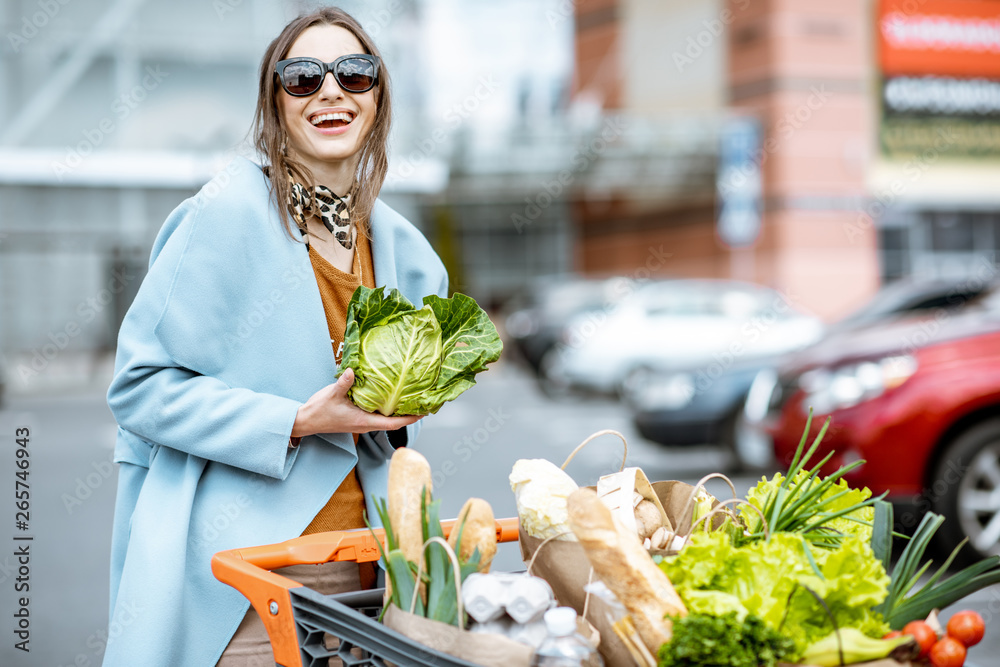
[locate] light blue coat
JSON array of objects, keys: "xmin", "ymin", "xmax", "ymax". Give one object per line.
[{"xmin": 103, "ymin": 155, "xmax": 447, "ymax": 666}]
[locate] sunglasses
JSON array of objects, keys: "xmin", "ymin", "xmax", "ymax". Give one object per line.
[{"xmin": 274, "ymin": 54, "xmax": 380, "ymax": 96}]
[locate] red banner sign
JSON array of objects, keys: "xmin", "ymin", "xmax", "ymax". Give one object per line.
[{"xmin": 879, "ymin": 0, "xmax": 1000, "ymax": 78}]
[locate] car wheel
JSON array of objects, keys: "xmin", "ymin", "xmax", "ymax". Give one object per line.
[{"xmin": 932, "ymin": 418, "xmax": 1000, "ymax": 562}]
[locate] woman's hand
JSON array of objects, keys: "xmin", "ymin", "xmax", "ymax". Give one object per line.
[{"xmin": 290, "ymin": 368, "xmax": 423, "ymax": 437}]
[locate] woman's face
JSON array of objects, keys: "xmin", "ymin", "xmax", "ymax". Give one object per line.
[{"xmin": 277, "ymin": 24, "xmax": 378, "ymax": 181}]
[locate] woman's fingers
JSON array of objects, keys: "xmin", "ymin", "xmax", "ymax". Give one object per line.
[
  {"xmin": 333, "ymin": 368, "xmax": 355, "ymax": 397},
  {"xmin": 355, "ymin": 411, "xmax": 423, "ymax": 434},
  {"xmin": 322, "ymin": 369, "xmax": 425, "ymax": 433}
]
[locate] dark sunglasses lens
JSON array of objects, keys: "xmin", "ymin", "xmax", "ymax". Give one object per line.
[
  {"xmin": 336, "ymin": 58, "xmax": 375, "ymax": 92},
  {"xmin": 282, "ymin": 61, "xmax": 323, "ymax": 95}
]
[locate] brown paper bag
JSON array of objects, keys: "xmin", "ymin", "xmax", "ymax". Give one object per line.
[
  {"xmin": 516, "ymin": 431, "xmax": 740, "ymax": 666},
  {"xmin": 652, "ymin": 480, "xmax": 728, "ymax": 535},
  {"xmin": 514, "ymin": 430, "xmax": 645, "ymax": 666},
  {"xmin": 383, "ymin": 604, "xmax": 534, "ymax": 667},
  {"xmin": 519, "ymin": 524, "xmax": 641, "ymax": 667},
  {"xmin": 518, "ymin": 478, "xmax": 733, "ymax": 667},
  {"xmin": 650, "ymin": 480, "xmax": 703, "ymax": 535}
]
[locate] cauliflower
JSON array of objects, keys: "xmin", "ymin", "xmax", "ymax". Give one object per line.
[{"xmin": 509, "ymin": 459, "xmax": 580, "ymax": 541}]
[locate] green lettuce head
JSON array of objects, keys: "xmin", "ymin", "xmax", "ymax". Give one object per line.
[
  {"xmin": 339, "ymin": 285, "xmax": 502, "ymax": 416},
  {"xmin": 660, "ymin": 531, "xmax": 890, "ymax": 657}
]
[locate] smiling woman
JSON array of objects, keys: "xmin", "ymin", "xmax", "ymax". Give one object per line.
[
  {"xmin": 274, "ymin": 28, "xmax": 379, "ymax": 204},
  {"xmin": 103, "ymin": 6, "xmax": 448, "ymax": 667}
]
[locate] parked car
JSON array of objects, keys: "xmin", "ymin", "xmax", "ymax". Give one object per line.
[
  {"xmin": 828, "ymin": 275, "xmax": 993, "ymax": 334},
  {"xmin": 739, "ymin": 282, "xmax": 1000, "ymax": 559},
  {"xmin": 542, "ymin": 278, "xmax": 825, "ymax": 396},
  {"xmin": 630, "ymin": 355, "xmax": 781, "ymax": 458},
  {"xmin": 631, "ymin": 277, "xmax": 995, "ymax": 459},
  {"xmin": 503, "ymin": 275, "xmax": 631, "ymax": 376}
]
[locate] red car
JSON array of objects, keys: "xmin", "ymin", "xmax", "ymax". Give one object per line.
[{"xmin": 740, "ymin": 283, "xmax": 1000, "ymax": 559}]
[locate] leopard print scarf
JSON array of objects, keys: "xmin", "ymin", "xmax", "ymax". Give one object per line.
[{"xmin": 267, "ymin": 166, "xmax": 354, "ymax": 250}]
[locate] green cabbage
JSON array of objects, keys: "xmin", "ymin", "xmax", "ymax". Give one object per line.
[
  {"xmin": 659, "ymin": 532, "xmax": 890, "ymax": 658},
  {"xmin": 339, "ymin": 285, "xmax": 502, "ymax": 416}
]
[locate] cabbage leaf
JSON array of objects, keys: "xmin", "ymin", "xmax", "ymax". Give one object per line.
[{"xmin": 340, "ymin": 286, "xmax": 502, "ymax": 416}]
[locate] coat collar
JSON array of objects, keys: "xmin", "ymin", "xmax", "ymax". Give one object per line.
[{"xmin": 246, "ymin": 156, "xmax": 401, "ymax": 294}]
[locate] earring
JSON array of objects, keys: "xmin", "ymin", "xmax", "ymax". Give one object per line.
[{"xmin": 280, "ymin": 135, "xmax": 287, "ymax": 155}]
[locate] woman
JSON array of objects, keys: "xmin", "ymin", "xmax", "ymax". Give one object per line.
[{"xmin": 103, "ymin": 7, "xmax": 447, "ymax": 665}]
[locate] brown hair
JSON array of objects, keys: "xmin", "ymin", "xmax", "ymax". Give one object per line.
[{"xmin": 250, "ymin": 7, "xmax": 392, "ymax": 242}]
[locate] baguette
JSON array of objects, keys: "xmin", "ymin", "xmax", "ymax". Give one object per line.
[
  {"xmin": 448, "ymin": 497, "xmax": 497, "ymax": 573},
  {"xmin": 387, "ymin": 447, "xmax": 433, "ymax": 565},
  {"xmin": 567, "ymin": 487, "xmax": 687, "ymax": 654}
]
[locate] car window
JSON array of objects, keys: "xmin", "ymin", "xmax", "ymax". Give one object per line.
[
  {"xmin": 900, "ymin": 290, "xmax": 987, "ymax": 312},
  {"xmin": 837, "ymin": 280, "xmax": 990, "ymax": 328}
]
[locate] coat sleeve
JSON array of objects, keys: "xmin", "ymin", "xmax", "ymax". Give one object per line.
[{"xmin": 106, "ymin": 197, "xmax": 302, "ymax": 480}]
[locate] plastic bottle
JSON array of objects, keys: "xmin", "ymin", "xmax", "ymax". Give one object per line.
[{"xmin": 530, "ymin": 607, "xmax": 604, "ymax": 667}]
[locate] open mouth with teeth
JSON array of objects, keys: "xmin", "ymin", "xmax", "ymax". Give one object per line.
[{"xmin": 309, "ymin": 111, "xmax": 355, "ymax": 129}]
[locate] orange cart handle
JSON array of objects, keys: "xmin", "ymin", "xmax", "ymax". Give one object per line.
[{"xmin": 212, "ymin": 517, "xmax": 519, "ymax": 667}]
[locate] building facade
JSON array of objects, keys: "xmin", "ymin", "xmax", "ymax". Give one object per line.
[{"xmin": 570, "ymin": 0, "xmax": 1000, "ymax": 321}]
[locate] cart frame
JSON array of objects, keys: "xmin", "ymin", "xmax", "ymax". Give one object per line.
[{"xmin": 212, "ymin": 517, "xmax": 520, "ymax": 667}]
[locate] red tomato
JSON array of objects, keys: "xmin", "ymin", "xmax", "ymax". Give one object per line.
[
  {"xmin": 947, "ymin": 610, "xmax": 985, "ymax": 648},
  {"xmin": 883, "ymin": 630, "xmax": 903, "ymax": 639},
  {"xmin": 903, "ymin": 620, "xmax": 938, "ymax": 658},
  {"xmin": 929, "ymin": 636, "xmax": 967, "ymax": 667}
]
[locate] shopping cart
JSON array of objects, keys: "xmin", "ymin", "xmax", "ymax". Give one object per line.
[{"xmin": 212, "ymin": 517, "xmax": 521, "ymax": 667}]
